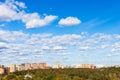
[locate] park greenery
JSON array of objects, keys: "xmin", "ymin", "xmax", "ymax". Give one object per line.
[{"xmin": 1, "ymin": 67, "xmax": 120, "ymax": 80}]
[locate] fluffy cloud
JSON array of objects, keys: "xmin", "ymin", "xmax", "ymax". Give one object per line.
[
  {"xmin": 0, "ymin": 0, "xmax": 57, "ymax": 28},
  {"xmin": 101, "ymin": 44, "xmax": 109, "ymax": 49},
  {"xmin": 41, "ymin": 46, "xmax": 50, "ymax": 50},
  {"xmin": 0, "ymin": 30, "xmax": 29, "ymax": 42},
  {"xmin": 0, "ymin": 0, "xmax": 84, "ymax": 28},
  {"xmin": 0, "ymin": 42, "xmax": 8, "ymax": 50},
  {"xmin": 58, "ymin": 17, "xmax": 81, "ymax": 26},
  {"xmin": 1, "ymin": 30, "xmax": 120, "ymax": 65},
  {"xmin": 22, "ymin": 13, "xmax": 58, "ymax": 28},
  {"xmin": 53, "ymin": 46, "xmax": 66, "ymax": 51},
  {"xmin": 0, "ymin": 4, "xmax": 17, "ymax": 21},
  {"xmin": 111, "ymin": 43, "xmax": 120, "ymax": 52},
  {"xmin": 15, "ymin": 1, "xmax": 26, "ymax": 8},
  {"xmin": 79, "ymin": 46, "xmax": 95, "ymax": 51},
  {"xmin": 0, "ymin": 0, "xmax": 25, "ymax": 21}
]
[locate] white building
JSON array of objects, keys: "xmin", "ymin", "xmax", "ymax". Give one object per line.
[{"xmin": 9, "ymin": 64, "xmax": 16, "ymax": 72}]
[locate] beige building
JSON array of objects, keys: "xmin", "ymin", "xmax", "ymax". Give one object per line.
[
  {"xmin": 39, "ymin": 63, "xmax": 46, "ymax": 69},
  {"xmin": 25, "ymin": 63, "xmax": 32, "ymax": 70},
  {"xmin": 89, "ymin": 64, "xmax": 95, "ymax": 69},
  {"xmin": 17, "ymin": 65, "xmax": 22, "ymax": 71},
  {"xmin": 0, "ymin": 68, "xmax": 4, "ymax": 74},
  {"xmin": 82, "ymin": 64, "xmax": 95, "ymax": 69},
  {"xmin": 82, "ymin": 64, "xmax": 89, "ymax": 68},
  {"xmin": 9, "ymin": 64, "xmax": 16, "ymax": 72},
  {"xmin": 31, "ymin": 63, "xmax": 39, "ymax": 69}
]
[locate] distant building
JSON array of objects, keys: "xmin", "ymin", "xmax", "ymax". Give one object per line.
[
  {"xmin": 0, "ymin": 68, "xmax": 4, "ymax": 74},
  {"xmin": 82, "ymin": 64, "xmax": 95, "ymax": 69},
  {"xmin": 17, "ymin": 65, "xmax": 22, "ymax": 71},
  {"xmin": 20, "ymin": 63, "xmax": 26, "ymax": 70},
  {"xmin": 9, "ymin": 64, "xmax": 16, "ymax": 72},
  {"xmin": 39, "ymin": 63, "xmax": 46, "ymax": 69},
  {"xmin": 90, "ymin": 64, "xmax": 95, "ymax": 69},
  {"xmin": 82, "ymin": 64, "xmax": 89, "ymax": 68},
  {"xmin": 4, "ymin": 67, "xmax": 10, "ymax": 74},
  {"xmin": 25, "ymin": 63, "xmax": 32, "ymax": 70},
  {"xmin": 31, "ymin": 63, "xmax": 39, "ymax": 69},
  {"xmin": 53, "ymin": 62, "xmax": 62, "ymax": 68},
  {"xmin": 73, "ymin": 64, "xmax": 81, "ymax": 68},
  {"xmin": 0, "ymin": 65, "xmax": 4, "ymax": 68}
]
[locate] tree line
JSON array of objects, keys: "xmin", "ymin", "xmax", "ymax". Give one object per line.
[{"xmin": 1, "ymin": 67, "xmax": 120, "ymax": 80}]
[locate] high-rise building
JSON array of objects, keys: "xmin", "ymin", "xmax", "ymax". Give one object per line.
[
  {"xmin": 55, "ymin": 62, "xmax": 62, "ymax": 68},
  {"xmin": 0, "ymin": 68, "xmax": 4, "ymax": 74},
  {"xmin": 90, "ymin": 64, "xmax": 95, "ymax": 69},
  {"xmin": 25, "ymin": 63, "xmax": 32, "ymax": 70},
  {"xmin": 39, "ymin": 63, "xmax": 46, "ymax": 69},
  {"xmin": 20, "ymin": 63, "xmax": 26, "ymax": 70},
  {"xmin": 82, "ymin": 64, "xmax": 95, "ymax": 69},
  {"xmin": 17, "ymin": 65, "xmax": 22, "ymax": 71},
  {"xmin": 9, "ymin": 64, "xmax": 16, "ymax": 72},
  {"xmin": 4, "ymin": 67, "xmax": 10, "ymax": 74},
  {"xmin": 82, "ymin": 64, "xmax": 89, "ymax": 68},
  {"xmin": 0, "ymin": 65, "xmax": 4, "ymax": 68},
  {"xmin": 31, "ymin": 63, "xmax": 39, "ymax": 69}
]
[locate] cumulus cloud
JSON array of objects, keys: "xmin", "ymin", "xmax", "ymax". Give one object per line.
[
  {"xmin": 1, "ymin": 30, "xmax": 120, "ymax": 65},
  {"xmin": 58, "ymin": 17, "xmax": 81, "ymax": 26},
  {"xmin": 0, "ymin": 4, "xmax": 18, "ymax": 21},
  {"xmin": 0, "ymin": 42, "xmax": 8, "ymax": 50},
  {"xmin": 22, "ymin": 13, "xmax": 58, "ymax": 28},
  {"xmin": 15, "ymin": 1, "xmax": 26, "ymax": 8},
  {"xmin": 0, "ymin": 0, "xmax": 25, "ymax": 21},
  {"xmin": 41, "ymin": 46, "xmax": 50, "ymax": 50},
  {"xmin": 101, "ymin": 44, "xmax": 109, "ymax": 49},
  {"xmin": 111, "ymin": 43, "xmax": 120, "ymax": 52},
  {"xmin": 0, "ymin": 0, "xmax": 58, "ymax": 28},
  {"xmin": 79, "ymin": 46, "xmax": 95, "ymax": 51},
  {"xmin": 114, "ymin": 34, "xmax": 120, "ymax": 40},
  {"xmin": 0, "ymin": 30, "xmax": 29, "ymax": 42},
  {"xmin": 53, "ymin": 46, "xmax": 66, "ymax": 51}
]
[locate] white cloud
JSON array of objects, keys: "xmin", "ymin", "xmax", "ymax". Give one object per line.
[
  {"xmin": 22, "ymin": 13, "xmax": 40, "ymax": 23},
  {"xmin": 0, "ymin": 0, "xmax": 26, "ymax": 21},
  {"xmin": 114, "ymin": 34, "xmax": 120, "ymax": 40},
  {"xmin": 0, "ymin": 0, "xmax": 57, "ymax": 28},
  {"xmin": 0, "ymin": 42, "xmax": 8, "ymax": 49},
  {"xmin": 41, "ymin": 46, "xmax": 50, "ymax": 50},
  {"xmin": 101, "ymin": 44, "xmax": 109, "ymax": 49},
  {"xmin": 15, "ymin": 1, "xmax": 26, "ymax": 9},
  {"xmin": 1, "ymin": 30, "xmax": 120, "ymax": 65},
  {"xmin": 91, "ymin": 33, "xmax": 112, "ymax": 42},
  {"xmin": 22, "ymin": 14, "xmax": 58, "ymax": 28},
  {"xmin": 0, "ymin": 4, "xmax": 17, "ymax": 21},
  {"xmin": 0, "ymin": 30, "xmax": 29, "ymax": 42},
  {"xmin": 111, "ymin": 43, "xmax": 120, "ymax": 52},
  {"xmin": 79, "ymin": 46, "xmax": 95, "ymax": 51},
  {"xmin": 53, "ymin": 46, "xmax": 66, "ymax": 50},
  {"xmin": 49, "ymin": 34, "xmax": 82, "ymax": 45},
  {"xmin": 58, "ymin": 17, "xmax": 81, "ymax": 26}
]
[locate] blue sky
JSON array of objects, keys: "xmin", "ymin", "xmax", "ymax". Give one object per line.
[{"xmin": 0, "ymin": 0, "xmax": 120, "ymax": 66}]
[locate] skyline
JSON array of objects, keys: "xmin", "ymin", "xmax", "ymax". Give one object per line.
[{"xmin": 0, "ymin": 0, "xmax": 120, "ymax": 66}]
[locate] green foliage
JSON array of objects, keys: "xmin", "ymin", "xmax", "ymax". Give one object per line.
[{"xmin": 1, "ymin": 67, "xmax": 120, "ymax": 80}]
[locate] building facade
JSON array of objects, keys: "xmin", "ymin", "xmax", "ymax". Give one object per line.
[{"xmin": 9, "ymin": 64, "xmax": 16, "ymax": 72}]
